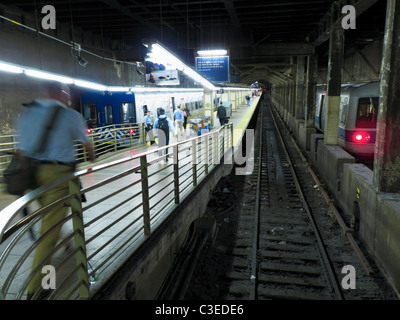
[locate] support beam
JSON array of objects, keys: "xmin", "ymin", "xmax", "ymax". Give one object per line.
[
  {"xmin": 324, "ymin": 24, "xmax": 344, "ymax": 145},
  {"xmin": 305, "ymin": 55, "xmax": 318, "ymax": 129},
  {"xmin": 295, "ymin": 56, "xmax": 306, "ymax": 119},
  {"xmin": 373, "ymin": 0, "xmax": 400, "ymax": 193}
]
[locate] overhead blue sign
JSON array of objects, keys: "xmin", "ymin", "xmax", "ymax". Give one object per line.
[{"xmin": 195, "ymin": 56, "xmax": 229, "ymax": 83}]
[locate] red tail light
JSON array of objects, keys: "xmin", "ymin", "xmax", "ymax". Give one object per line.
[
  {"xmin": 352, "ymin": 132, "xmax": 371, "ymax": 143},
  {"xmin": 130, "ymin": 129, "xmax": 134, "ymax": 134},
  {"xmin": 87, "ymin": 128, "xmax": 92, "ymax": 134}
]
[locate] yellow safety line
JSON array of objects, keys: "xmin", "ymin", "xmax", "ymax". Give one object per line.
[{"xmin": 233, "ymin": 96, "xmax": 261, "ymax": 148}]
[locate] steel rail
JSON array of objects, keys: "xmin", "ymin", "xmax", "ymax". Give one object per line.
[
  {"xmin": 269, "ymin": 99, "xmax": 373, "ymax": 276},
  {"xmin": 269, "ymin": 104, "xmax": 344, "ymax": 300},
  {"xmin": 249, "ymin": 98, "xmax": 264, "ymax": 300}
]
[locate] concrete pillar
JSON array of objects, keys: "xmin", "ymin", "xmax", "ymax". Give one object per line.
[
  {"xmin": 204, "ymin": 90, "xmax": 214, "ymax": 128},
  {"xmin": 325, "ymin": 24, "xmax": 344, "ymax": 145},
  {"xmin": 373, "ymin": 0, "xmax": 400, "ymax": 193},
  {"xmin": 290, "ymin": 80, "xmax": 295, "ymax": 116},
  {"xmin": 305, "ymin": 55, "xmax": 318, "ymax": 128},
  {"xmin": 295, "ymin": 56, "xmax": 306, "ymax": 119}
]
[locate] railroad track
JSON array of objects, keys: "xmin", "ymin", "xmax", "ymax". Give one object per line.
[{"xmin": 219, "ymin": 98, "xmax": 396, "ymax": 300}]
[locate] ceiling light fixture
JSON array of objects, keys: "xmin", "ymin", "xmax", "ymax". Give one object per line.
[{"xmin": 197, "ymin": 49, "xmax": 228, "ymax": 56}]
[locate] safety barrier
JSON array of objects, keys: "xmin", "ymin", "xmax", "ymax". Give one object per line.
[
  {"xmin": 0, "ymin": 123, "xmax": 233, "ymax": 300},
  {"xmin": 0, "ymin": 123, "xmax": 145, "ymax": 182}
]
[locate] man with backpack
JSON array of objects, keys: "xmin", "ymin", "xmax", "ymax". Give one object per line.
[{"xmin": 154, "ymin": 108, "xmax": 176, "ymax": 161}]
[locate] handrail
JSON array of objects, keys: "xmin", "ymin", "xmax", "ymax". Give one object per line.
[
  {"xmin": 0, "ymin": 123, "xmax": 233, "ymax": 300},
  {"xmin": 0, "ymin": 123, "xmax": 145, "ymax": 180}
]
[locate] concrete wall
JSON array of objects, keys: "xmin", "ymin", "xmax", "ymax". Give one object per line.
[
  {"xmin": 341, "ymin": 164, "xmax": 400, "ymax": 296},
  {"xmin": 93, "ymin": 162, "xmax": 233, "ymax": 300}
]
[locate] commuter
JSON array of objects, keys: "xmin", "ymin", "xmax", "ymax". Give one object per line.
[
  {"xmin": 216, "ymin": 101, "xmax": 227, "ymax": 127},
  {"xmin": 143, "ymin": 110, "xmax": 155, "ymax": 145},
  {"xmin": 246, "ymin": 95, "xmax": 251, "ymax": 106},
  {"xmin": 154, "ymin": 108, "xmax": 176, "ymax": 161},
  {"xmin": 173, "ymin": 105, "xmax": 184, "ymax": 136},
  {"xmin": 182, "ymin": 106, "xmax": 191, "ymax": 130},
  {"xmin": 16, "ymin": 82, "xmax": 95, "ymax": 300}
]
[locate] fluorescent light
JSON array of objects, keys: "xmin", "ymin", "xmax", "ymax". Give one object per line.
[
  {"xmin": 74, "ymin": 80, "xmax": 107, "ymax": 91},
  {"xmin": 0, "ymin": 61, "xmax": 23, "ymax": 74},
  {"xmin": 197, "ymin": 49, "xmax": 228, "ymax": 56},
  {"xmin": 24, "ymin": 69, "xmax": 74, "ymax": 84}
]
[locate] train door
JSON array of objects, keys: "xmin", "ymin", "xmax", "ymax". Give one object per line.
[
  {"xmin": 104, "ymin": 104, "xmax": 113, "ymax": 125},
  {"xmin": 82, "ymin": 102, "xmax": 97, "ymax": 128},
  {"xmin": 119, "ymin": 102, "xmax": 136, "ymax": 124}
]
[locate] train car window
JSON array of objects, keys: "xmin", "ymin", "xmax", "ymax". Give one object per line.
[
  {"xmin": 120, "ymin": 102, "xmax": 136, "ymax": 124},
  {"xmin": 340, "ymin": 97, "xmax": 349, "ymax": 126},
  {"xmin": 104, "ymin": 105, "xmax": 113, "ymax": 125},
  {"xmin": 356, "ymin": 97, "xmax": 379, "ymax": 129},
  {"xmin": 83, "ymin": 103, "xmax": 97, "ymax": 124}
]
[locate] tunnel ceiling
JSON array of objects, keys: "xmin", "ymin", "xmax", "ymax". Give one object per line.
[{"xmin": 1, "ymin": 0, "xmax": 387, "ymax": 85}]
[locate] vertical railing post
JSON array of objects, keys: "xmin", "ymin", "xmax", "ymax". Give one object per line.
[
  {"xmin": 173, "ymin": 145, "xmax": 180, "ymax": 204},
  {"xmin": 68, "ymin": 178, "xmax": 90, "ymax": 300},
  {"xmin": 213, "ymin": 131, "xmax": 219, "ymax": 165},
  {"xmin": 204, "ymin": 134, "xmax": 209, "ymax": 175},
  {"xmin": 230, "ymin": 124, "xmax": 234, "ymax": 164},
  {"xmin": 113, "ymin": 126, "xmax": 117, "ymax": 152},
  {"xmin": 221, "ymin": 127, "xmax": 225, "ymax": 161},
  {"xmin": 140, "ymin": 155, "xmax": 151, "ymax": 237},
  {"xmin": 192, "ymin": 139, "xmax": 197, "ymax": 186},
  {"xmin": 130, "ymin": 127, "xmax": 133, "ymax": 147},
  {"xmin": 90, "ymin": 134, "xmax": 95, "ymax": 159},
  {"xmin": 143, "ymin": 124, "xmax": 146, "ymax": 145}
]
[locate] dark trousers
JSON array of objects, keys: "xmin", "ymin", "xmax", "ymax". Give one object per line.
[{"xmin": 219, "ymin": 118, "xmax": 226, "ymax": 126}]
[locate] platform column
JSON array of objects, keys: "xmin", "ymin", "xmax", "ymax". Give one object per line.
[
  {"xmin": 204, "ymin": 90, "xmax": 214, "ymax": 129},
  {"xmin": 373, "ymin": 0, "xmax": 400, "ymax": 193},
  {"xmin": 295, "ymin": 56, "xmax": 306, "ymax": 120},
  {"xmin": 305, "ymin": 55, "xmax": 318, "ymax": 129},
  {"xmin": 324, "ymin": 24, "xmax": 344, "ymax": 145}
]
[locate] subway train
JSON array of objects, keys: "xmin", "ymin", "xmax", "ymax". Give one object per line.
[
  {"xmin": 80, "ymin": 88, "xmax": 205, "ymax": 145},
  {"xmin": 313, "ymin": 81, "xmax": 379, "ymax": 158}
]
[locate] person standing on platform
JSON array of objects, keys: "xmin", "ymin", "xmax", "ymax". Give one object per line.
[
  {"xmin": 16, "ymin": 82, "xmax": 95, "ymax": 300},
  {"xmin": 246, "ymin": 94, "xmax": 251, "ymax": 106},
  {"xmin": 154, "ymin": 108, "xmax": 176, "ymax": 162},
  {"xmin": 217, "ymin": 101, "xmax": 227, "ymax": 127},
  {"xmin": 182, "ymin": 106, "xmax": 191, "ymax": 132},
  {"xmin": 173, "ymin": 105, "xmax": 184, "ymax": 137},
  {"xmin": 143, "ymin": 110, "xmax": 155, "ymax": 145}
]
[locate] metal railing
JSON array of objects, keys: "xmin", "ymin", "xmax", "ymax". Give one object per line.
[
  {"xmin": 0, "ymin": 123, "xmax": 233, "ymax": 300},
  {"xmin": 0, "ymin": 123, "xmax": 146, "ymax": 182}
]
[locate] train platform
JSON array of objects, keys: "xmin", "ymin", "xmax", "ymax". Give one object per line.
[{"xmin": 0, "ymin": 94, "xmax": 262, "ymax": 300}]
